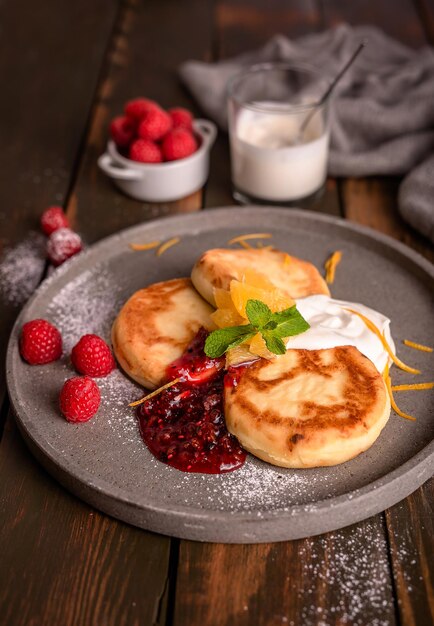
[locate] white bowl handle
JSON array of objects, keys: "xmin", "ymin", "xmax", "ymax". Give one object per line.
[
  {"xmin": 98, "ymin": 153, "xmax": 145, "ymax": 180},
  {"xmin": 194, "ymin": 119, "xmax": 217, "ymax": 149}
]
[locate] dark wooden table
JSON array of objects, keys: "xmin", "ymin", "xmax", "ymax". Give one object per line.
[{"xmin": 1, "ymin": 1, "xmax": 433, "ymax": 624}]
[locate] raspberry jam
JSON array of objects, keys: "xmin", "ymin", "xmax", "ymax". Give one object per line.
[{"xmin": 137, "ymin": 329, "xmax": 246, "ymax": 474}]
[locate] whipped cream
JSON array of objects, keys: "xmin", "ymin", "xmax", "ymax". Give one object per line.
[{"xmin": 287, "ymin": 295, "xmax": 394, "ymax": 373}]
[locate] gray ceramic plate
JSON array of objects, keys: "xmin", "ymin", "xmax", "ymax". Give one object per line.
[{"xmin": 6, "ymin": 208, "xmax": 434, "ymax": 543}]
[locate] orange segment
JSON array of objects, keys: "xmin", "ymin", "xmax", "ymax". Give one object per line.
[
  {"xmin": 230, "ymin": 280, "xmax": 294, "ymax": 317},
  {"xmin": 214, "ymin": 288, "xmax": 235, "ymax": 310},
  {"xmin": 249, "ymin": 332, "xmax": 275, "ymax": 360},
  {"xmin": 226, "ymin": 345, "xmax": 259, "ymax": 368},
  {"xmin": 230, "ymin": 281, "xmax": 268, "ymax": 317},
  {"xmin": 211, "ymin": 308, "xmax": 245, "ymax": 329}
]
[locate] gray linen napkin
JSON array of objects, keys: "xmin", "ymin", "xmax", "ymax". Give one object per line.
[{"xmin": 180, "ymin": 25, "xmax": 434, "ymax": 240}]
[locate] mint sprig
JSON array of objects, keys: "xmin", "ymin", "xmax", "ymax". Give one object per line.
[
  {"xmin": 203, "ymin": 325, "xmax": 256, "ymax": 358},
  {"xmin": 204, "ymin": 299, "xmax": 310, "ymax": 358}
]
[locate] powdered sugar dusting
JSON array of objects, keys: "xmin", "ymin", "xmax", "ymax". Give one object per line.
[
  {"xmin": 389, "ymin": 508, "xmax": 424, "ymax": 593},
  {"xmin": 47, "ymin": 266, "xmax": 122, "ymax": 352},
  {"xmin": 98, "ymin": 368, "xmax": 141, "ymax": 443},
  {"xmin": 47, "ymin": 227, "xmax": 82, "ymax": 266},
  {"xmin": 171, "ymin": 460, "xmax": 318, "ymax": 513},
  {"xmin": 282, "ymin": 521, "xmax": 394, "ymax": 626},
  {"xmin": 0, "ymin": 232, "xmax": 46, "ymax": 305}
]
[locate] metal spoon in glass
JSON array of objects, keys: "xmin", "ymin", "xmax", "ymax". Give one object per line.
[{"xmin": 296, "ymin": 41, "xmax": 366, "ymax": 143}]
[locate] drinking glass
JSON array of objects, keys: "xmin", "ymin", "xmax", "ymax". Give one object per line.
[{"xmin": 227, "ymin": 63, "xmax": 331, "ymax": 205}]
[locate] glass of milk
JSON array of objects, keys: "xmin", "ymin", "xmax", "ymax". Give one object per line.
[{"xmin": 227, "ymin": 63, "xmax": 331, "ymax": 205}]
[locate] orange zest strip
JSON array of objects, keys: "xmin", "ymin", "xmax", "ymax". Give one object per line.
[
  {"xmin": 128, "ymin": 378, "xmax": 182, "ymax": 407},
  {"xmin": 129, "ymin": 240, "xmax": 161, "ymax": 251},
  {"xmin": 346, "ymin": 308, "xmax": 420, "ymax": 375},
  {"xmin": 385, "ymin": 375, "xmax": 416, "ymax": 421},
  {"xmin": 156, "ymin": 237, "xmax": 180, "ymax": 256},
  {"xmin": 403, "ymin": 339, "xmax": 433, "ymax": 353},
  {"xmin": 324, "ymin": 250, "xmax": 342, "ymax": 284},
  {"xmin": 239, "ymin": 240, "xmax": 253, "ymax": 249},
  {"xmin": 228, "ymin": 233, "xmax": 273, "ymax": 245},
  {"xmin": 391, "ymin": 382, "xmax": 434, "ymax": 391}
]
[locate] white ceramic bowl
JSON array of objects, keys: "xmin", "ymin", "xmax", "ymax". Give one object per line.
[{"xmin": 98, "ymin": 119, "xmax": 217, "ymax": 202}]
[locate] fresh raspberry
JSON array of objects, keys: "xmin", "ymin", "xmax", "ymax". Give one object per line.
[
  {"xmin": 110, "ymin": 116, "xmax": 135, "ymax": 148},
  {"xmin": 162, "ymin": 128, "xmax": 198, "ymax": 161},
  {"xmin": 137, "ymin": 108, "xmax": 172, "ymax": 141},
  {"xmin": 124, "ymin": 98, "xmax": 159, "ymax": 122},
  {"xmin": 40, "ymin": 206, "xmax": 69, "ymax": 236},
  {"xmin": 60, "ymin": 376, "xmax": 101, "ymax": 423},
  {"xmin": 129, "ymin": 139, "xmax": 163, "ymax": 163},
  {"xmin": 47, "ymin": 228, "xmax": 82, "ymax": 266},
  {"xmin": 71, "ymin": 334, "xmax": 115, "ymax": 377},
  {"xmin": 169, "ymin": 107, "xmax": 194, "ymax": 131},
  {"xmin": 20, "ymin": 319, "xmax": 62, "ymax": 365}
]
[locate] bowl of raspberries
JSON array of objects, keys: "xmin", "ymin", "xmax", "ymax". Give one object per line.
[{"xmin": 98, "ymin": 98, "xmax": 217, "ymax": 202}]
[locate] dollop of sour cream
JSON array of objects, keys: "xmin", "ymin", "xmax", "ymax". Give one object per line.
[{"xmin": 287, "ymin": 295, "xmax": 394, "ymax": 373}]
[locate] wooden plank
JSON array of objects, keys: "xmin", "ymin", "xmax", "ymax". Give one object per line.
[
  {"xmin": 66, "ymin": 0, "xmax": 214, "ymax": 244},
  {"xmin": 174, "ymin": 517, "xmax": 396, "ymax": 626},
  {"xmin": 385, "ymin": 480, "xmax": 434, "ymax": 626},
  {"xmin": 341, "ymin": 177, "xmax": 434, "ymax": 626},
  {"xmin": 341, "ymin": 178, "xmax": 433, "ymax": 263},
  {"xmin": 216, "ymin": 0, "xmax": 321, "ymax": 57},
  {"xmin": 0, "ymin": 0, "xmax": 120, "ymax": 414},
  {"xmin": 0, "ymin": 417, "xmax": 170, "ymax": 626},
  {"xmin": 414, "ymin": 0, "xmax": 434, "ymax": 43},
  {"xmin": 322, "ymin": 0, "xmax": 428, "ymax": 46},
  {"xmin": 0, "ymin": 0, "xmax": 216, "ymax": 625},
  {"xmin": 323, "ymin": 1, "xmax": 433, "ymax": 619}
]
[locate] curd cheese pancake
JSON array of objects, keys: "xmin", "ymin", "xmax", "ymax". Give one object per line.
[
  {"xmin": 112, "ymin": 278, "xmax": 214, "ymax": 389},
  {"xmin": 191, "ymin": 248, "xmax": 330, "ymax": 306},
  {"xmin": 224, "ymin": 346, "xmax": 390, "ymax": 468}
]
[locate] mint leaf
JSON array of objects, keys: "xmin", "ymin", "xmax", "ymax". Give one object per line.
[
  {"xmin": 245, "ymin": 299, "xmax": 272, "ymax": 328},
  {"xmin": 204, "ymin": 325, "xmax": 254, "ymax": 358},
  {"xmin": 261, "ymin": 331, "xmax": 287, "ymax": 355},
  {"xmin": 226, "ymin": 331, "xmax": 256, "ymax": 351},
  {"xmin": 269, "ymin": 305, "xmax": 297, "ymax": 322},
  {"xmin": 269, "ymin": 306, "xmax": 310, "ymax": 338}
]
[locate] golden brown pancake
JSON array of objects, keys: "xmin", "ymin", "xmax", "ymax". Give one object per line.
[
  {"xmin": 191, "ymin": 248, "xmax": 330, "ymax": 307},
  {"xmin": 224, "ymin": 346, "xmax": 390, "ymax": 468},
  {"xmin": 112, "ymin": 278, "xmax": 215, "ymax": 389}
]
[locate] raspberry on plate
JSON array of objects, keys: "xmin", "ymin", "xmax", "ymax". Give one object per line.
[
  {"xmin": 169, "ymin": 107, "xmax": 194, "ymax": 131},
  {"xmin": 129, "ymin": 139, "xmax": 163, "ymax": 163},
  {"xmin": 137, "ymin": 108, "xmax": 172, "ymax": 142},
  {"xmin": 60, "ymin": 376, "xmax": 101, "ymax": 423},
  {"xmin": 40, "ymin": 206, "xmax": 69, "ymax": 236},
  {"xmin": 71, "ymin": 334, "xmax": 115, "ymax": 377},
  {"xmin": 20, "ymin": 319, "xmax": 62, "ymax": 365},
  {"xmin": 162, "ymin": 128, "xmax": 198, "ymax": 161},
  {"xmin": 47, "ymin": 228, "xmax": 82, "ymax": 266},
  {"xmin": 110, "ymin": 116, "xmax": 135, "ymax": 148},
  {"xmin": 124, "ymin": 98, "xmax": 159, "ymax": 122}
]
